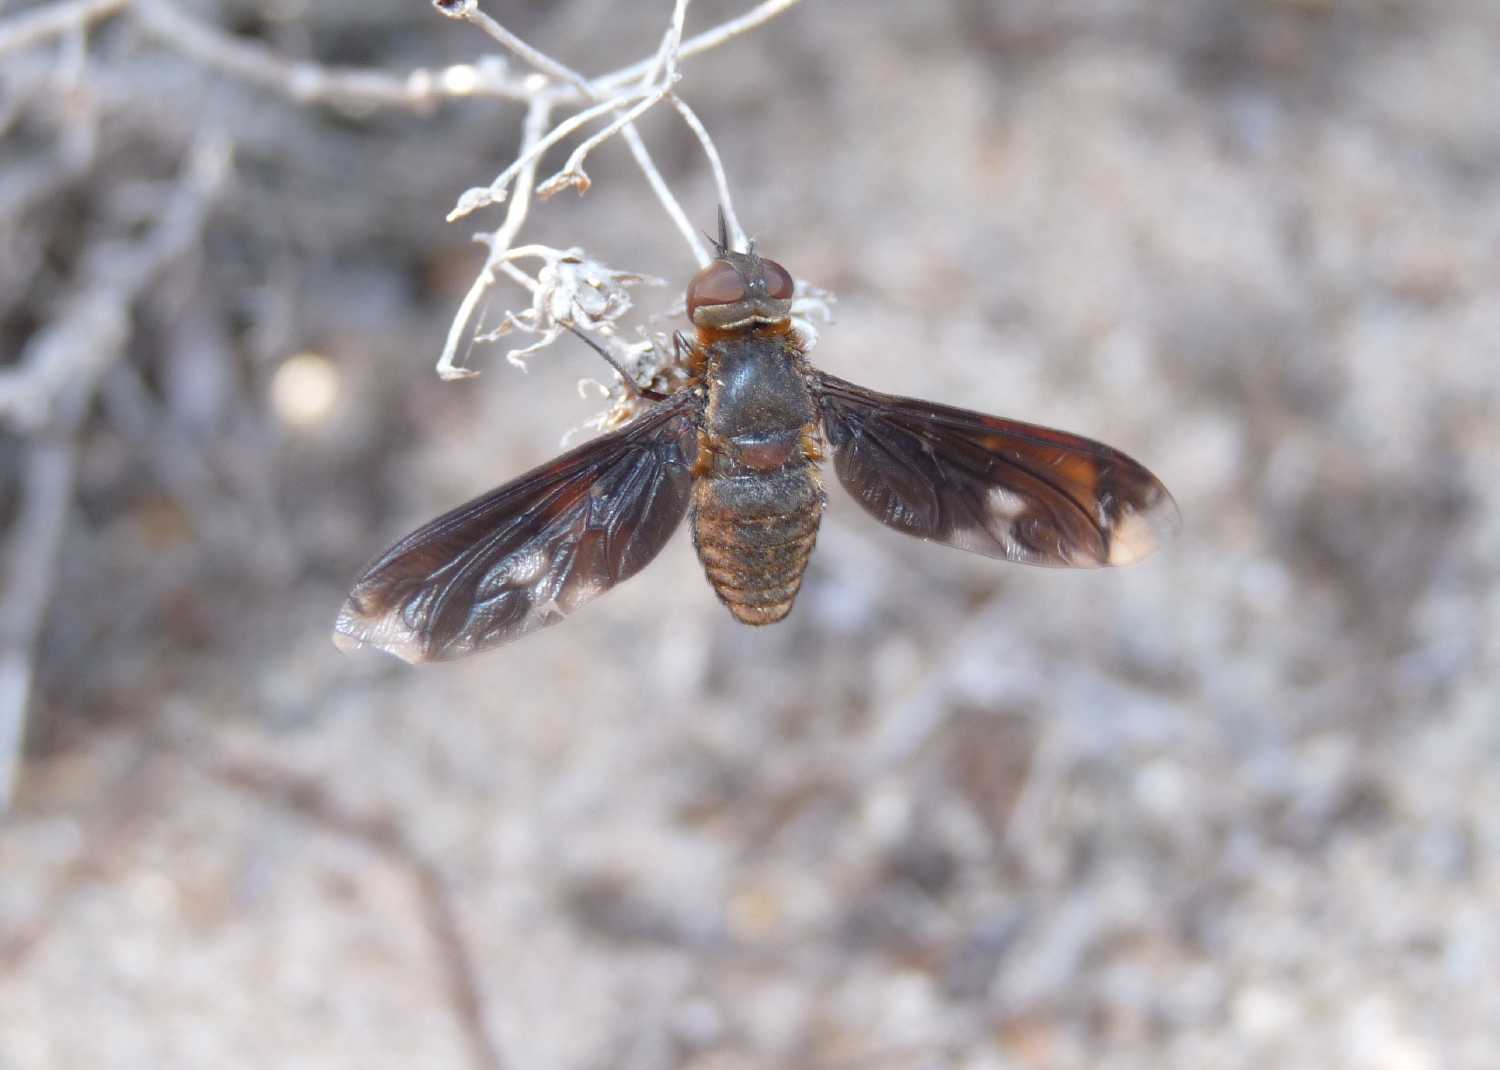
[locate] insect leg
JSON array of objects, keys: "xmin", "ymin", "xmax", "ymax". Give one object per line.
[{"xmin": 566, "ymin": 325, "xmax": 668, "ymax": 401}]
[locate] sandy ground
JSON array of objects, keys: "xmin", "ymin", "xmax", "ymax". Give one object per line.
[{"xmin": 3, "ymin": 1, "xmax": 1499, "ymax": 1067}]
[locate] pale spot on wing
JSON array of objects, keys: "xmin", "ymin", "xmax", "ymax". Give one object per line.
[
  {"xmin": 478, "ymin": 545, "xmax": 547, "ymax": 597},
  {"xmin": 332, "ymin": 604, "xmax": 430, "ymax": 665},
  {"xmin": 1105, "ymin": 494, "xmax": 1180, "ymax": 566},
  {"xmin": 986, "ymin": 485, "xmax": 1028, "ymax": 522}
]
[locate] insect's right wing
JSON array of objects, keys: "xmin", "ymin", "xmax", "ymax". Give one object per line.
[
  {"xmin": 815, "ymin": 372, "xmax": 1178, "ymax": 568},
  {"xmin": 333, "ymin": 388, "xmax": 702, "ymax": 663}
]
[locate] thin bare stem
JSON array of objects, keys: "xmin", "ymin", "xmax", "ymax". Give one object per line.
[
  {"xmin": 620, "ymin": 123, "xmax": 710, "ymax": 266},
  {"xmin": 437, "ymin": 94, "xmax": 553, "ymax": 380},
  {"xmin": 498, "ymin": 261, "xmax": 539, "ymax": 291},
  {"xmin": 660, "ymin": 0, "xmax": 692, "ymax": 78},
  {"xmin": 536, "ymin": 82, "xmax": 676, "ymax": 200},
  {"xmin": 0, "ymin": 0, "xmax": 125, "ymax": 57},
  {"xmin": 130, "ymin": 0, "xmax": 533, "ymax": 111},
  {"xmin": 448, "ymin": 89, "xmax": 651, "ymax": 220},
  {"xmin": 433, "ymin": 0, "xmax": 593, "ymax": 98},
  {"xmin": 669, "ymin": 94, "xmax": 745, "ymax": 252},
  {"xmin": 596, "ymin": 0, "xmax": 806, "ymax": 91}
]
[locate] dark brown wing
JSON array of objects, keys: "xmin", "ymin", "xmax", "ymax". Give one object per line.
[
  {"xmin": 333, "ymin": 389, "xmax": 702, "ymax": 663},
  {"xmin": 815, "ymin": 372, "xmax": 1178, "ymax": 568}
]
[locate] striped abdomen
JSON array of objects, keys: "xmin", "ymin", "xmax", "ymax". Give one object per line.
[
  {"xmin": 692, "ymin": 330, "xmax": 823, "ymax": 625},
  {"xmin": 691, "ymin": 461, "xmax": 823, "ymax": 626}
]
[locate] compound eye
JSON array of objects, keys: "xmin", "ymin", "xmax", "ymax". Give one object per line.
[
  {"xmin": 760, "ymin": 258, "xmax": 795, "ymax": 300},
  {"xmin": 686, "ymin": 261, "xmax": 746, "ymax": 317}
]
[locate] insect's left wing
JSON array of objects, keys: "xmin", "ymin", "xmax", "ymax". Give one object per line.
[
  {"xmin": 334, "ymin": 388, "xmax": 702, "ymax": 663},
  {"xmin": 815, "ymin": 372, "xmax": 1178, "ymax": 568}
]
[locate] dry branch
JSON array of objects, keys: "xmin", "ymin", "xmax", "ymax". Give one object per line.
[
  {"xmin": 0, "ymin": 0, "xmax": 536, "ymax": 112},
  {"xmin": 130, "ymin": 0, "xmax": 535, "ymax": 112},
  {"xmin": 430, "ymin": 0, "xmax": 806, "ymax": 381},
  {"xmin": 0, "ymin": 0, "xmax": 125, "ymax": 57},
  {"xmin": 0, "ymin": 139, "xmax": 227, "ymax": 809}
]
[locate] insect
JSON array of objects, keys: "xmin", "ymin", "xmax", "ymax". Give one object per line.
[{"xmin": 334, "ymin": 217, "xmax": 1178, "ymax": 663}]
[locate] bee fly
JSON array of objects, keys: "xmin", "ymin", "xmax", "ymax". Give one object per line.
[{"xmin": 334, "ymin": 216, "xmax": 1179, "ymax": 663}]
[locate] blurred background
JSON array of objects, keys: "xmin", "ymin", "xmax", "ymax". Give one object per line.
[{"xmin": 2, "ymin": 1, "xmax": 1498, "ymax": 1067}]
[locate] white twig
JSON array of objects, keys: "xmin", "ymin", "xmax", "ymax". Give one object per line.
[
  {"xmin": 619, "ymin": 122, "xmax": 710, "ymax": 266},
  {"xmin": 596, "ymin": 0, "xmax": 806, "ymax": 91},
  {"xmin": 447, "ymin": 90, "xmax": 648, "ymax": 221},
  {"xmin": 670, "ymin": 95, "xmax": 745, "ymax": 252},
  {"xmin": 436, "ymin": 0, "xmax": 804, "ymax": 101},
  {"xmin": 130, "ymin": 0, "xmax": 533, "ymax": 112},
  {"xmin": 0, "ymin": 0, "xmax": 125, "ymax": 57},
  {"xmin": 437, "ymin": 94, "xmax": 554, "ymax": 380},
  {"xmin": 434, "ymin": 0, "xmax": 805, "ymax": 377},
  {"xmin": 445, "ymin": 0, "xmax": 689, "ymax": 219},
  {"xmin": 535, "ymin": 82, "xmax": 677, "ymax": 200},
  {"xmin": 0, "ymin": 0, "xmax": 540, "ymax": 111},
  {"xmin": 433, "ymin": 0, "xmax": 593, "ymax": 97}
]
